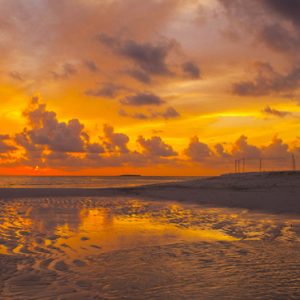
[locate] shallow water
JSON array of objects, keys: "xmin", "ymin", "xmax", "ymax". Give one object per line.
[
  {"xmin": 0, "ymin": 176, "xmax": 198, "ymax": 188},
  {"xmin": 0, "ymin": 197, "xmax": 300, "ymax": 299}
]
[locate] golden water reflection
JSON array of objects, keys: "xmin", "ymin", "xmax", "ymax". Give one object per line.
[
  {"xmin": 0, "ymin": 198, "xmax": 237, "ymax": 256},
  {"xmin": 1, "ymin": 197, "xmax": 300, "ymax": 257}
]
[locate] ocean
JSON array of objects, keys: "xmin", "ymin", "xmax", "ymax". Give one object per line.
[{"xmin": 0, "ymin": 175, "xmax": 200, "ymax": 188}]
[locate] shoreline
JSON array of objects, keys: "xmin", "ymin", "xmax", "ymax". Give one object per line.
[{"xmin": 0, "ymin": 171, "xmax": 300, "ymax": 215}]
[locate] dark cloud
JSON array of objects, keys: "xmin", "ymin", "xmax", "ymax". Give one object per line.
[
  {"xmin": 182, "ymin": 61, "xmax": 201, "ymax": 79},
  {"xmin": 218, "ymin": 0, "xmax": 264, "ymax": 26},
  {"xmin": 119, "ymin": 39, "xmax": 172, "ymax": 75},
  {"xmin": 98, "ymin": 34, "xmax": 174, "ymax": 78},
  {"xmin": 219, "ymin": 0, "xmax": 300, "ymax": 56},
  {"xmin": 51, "ymin": 63, "xmax": 77, "ymax": 80},
  {"xmin": 125, "ymin": 68, "xmax": 151, "ymax": 84},
  {"xmin": 84, "ymin": 60, "xmax": 99, "ymax": 73},
  {"xmin": 98, "ymin": 34, "xmax": 204, "ymax": 84},
  {"xmin": 120, "ymin": 92, "xmax": 165, "ymax": 106},
  {"xmin": 119, "ymin": 107, "xmax": 180, "ymax": 120},
  {"xmin": 137, "ymin": 136, "xmax": 177, "ymax": 157},
  {"xmin": 85, "ymin": 83, "xmax": 126, "ymax": 98},
  {"xmin": 232, "ymin": 62, "xmax": 300, "ymax": 96},
  {"xmin": 260, "ymin": 23, "xmax": 300, "ymax": 53},
  {"xmin": 119, "ymin": 109, "xmax": 148, "ymax": 120},
  {"xmin": 263, "ymin": 0, "xmax": 300, "ymax": 27},
  {"xmin": 262, "ymin": 106, "xmax": 291, "ymax": 118}
]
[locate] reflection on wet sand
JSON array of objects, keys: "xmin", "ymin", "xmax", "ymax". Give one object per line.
[
  {"xmin": 0, "ymin": 198, "xmax": 237, "ymax": 256},
  {"xmin": 0, "ymin": 197, "xmax": 300, "ymax": 299}
]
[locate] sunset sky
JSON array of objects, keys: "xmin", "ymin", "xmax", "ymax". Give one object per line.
[{"xmin": 0, "ymin": 0, "xmax": 300, "ymax": 175}]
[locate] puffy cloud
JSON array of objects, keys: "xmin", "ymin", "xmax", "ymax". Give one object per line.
[
  {"xmin": 182, "ymin": 61, "xmax": 201, "ymax": 79},
  {"xmin": 232, "ymin": 62, "xmax": 300, "ymax": 96},
  {"xmin": 86, "ymin": 143, "xmax": 104, "ymax": 154},
  {"xmin": 32, "ymin": 119, "xmax": 85, "ymax": 152},
  {"xmin": 1, "ymin": 97, "xmax": 298, "ymax": 172},
  {"xmin": 185, "ymin": 135, "xmax": 292, "ymax": 168},
  {"xmin": 214, "ymin": 143, "xmax": 231, "ymax": 158},
  {"xmin": 102, "ymin": 124, "xmax": 129, "ymax": 153},
  {"xmin": 6, "ymin": 98, "xmax": 182, "ymax": 169},
  {"xmin": 262, "ymin": 106, "xmax": 291, "ymax": 118},
  {"xmin": 231, "ymin": 135, "xmax": 261, "ymax": 159},
  {"xmin": 16, "ymin": 98, "xmax": 104, "ymax": 157},
  {"xmin": 23, "ymin": 102, "xmax": 85, "ymax": 152},
  {"xmin": 137, "ymin": 136, "xmax": 177, "ymax": 157},
  {"xmin": 262, "ymin": 136, "xmax": 290, "ymax": 159},
  {"xmin": 15, "ymin": 130, "xmax": 39, "ymax": 153},
  {"xmin": 184, "ymin": 137, "xmax": 212, "ymax": 161},
  {"xmin": 120, "ymin": 92, "xmax": 165, "ymax": 106}
]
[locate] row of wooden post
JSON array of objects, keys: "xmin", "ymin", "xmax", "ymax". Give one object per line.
[{"xmin": 234, "ymin": 155, "xmax": 297, "ymax": 173}]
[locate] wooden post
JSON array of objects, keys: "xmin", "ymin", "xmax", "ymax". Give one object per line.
[
  {"xmin": 259, "ymin": 158, "xmax": 262, "ymax": 173},
  {"xmin": 292, "ymin": 154, "xmax": 296, "ymax": 171}
]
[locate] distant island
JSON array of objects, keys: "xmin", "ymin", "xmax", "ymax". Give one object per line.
[{"xmin": 119, "ymin": 174, "xmax": 142, "ymax": 177}]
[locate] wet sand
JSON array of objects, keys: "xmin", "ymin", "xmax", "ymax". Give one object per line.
[
  {"xmin": 0, "ymin": 196, "xmax": 300, "ymax": 299},
  {"xmin": 0, "ymin": 172, "xmax": 300, "ymax": 299}
]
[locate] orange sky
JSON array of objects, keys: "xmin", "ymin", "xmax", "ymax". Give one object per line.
[{"xmin": 0, "ymin": 0, "xmax": 300, "ymax": 175}]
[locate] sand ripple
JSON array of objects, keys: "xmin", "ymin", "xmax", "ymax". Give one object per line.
[{"xmin": 0, "ymin": 197, "xmax": 299, "ymax": 299}]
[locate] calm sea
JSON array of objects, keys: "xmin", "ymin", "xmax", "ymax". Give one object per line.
[{"xmin": 0, "ymin": 176, "xmax": 200, "ymax": 188}]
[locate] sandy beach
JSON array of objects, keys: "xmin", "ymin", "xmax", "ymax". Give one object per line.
[
  {"xmin": 0, "ymin": 172, "xmax": 300, "ymax": 299},
  {"xmin": 1, "ymin": 172, "xmax": 300, "ymax": 214}
]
